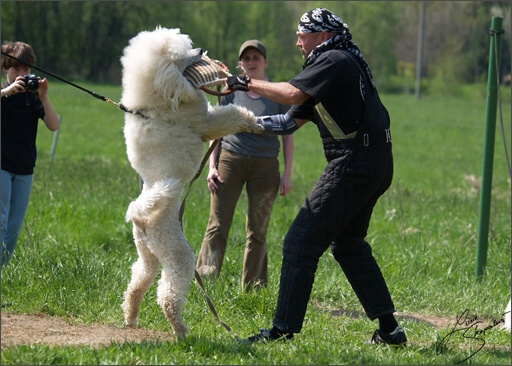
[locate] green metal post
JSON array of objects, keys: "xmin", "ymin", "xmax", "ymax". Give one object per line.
[{"xmin": 475, "ymin": 17, "xmax": 503, "ymax": 280}]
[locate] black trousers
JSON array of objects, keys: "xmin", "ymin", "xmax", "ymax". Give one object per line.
[{"xmin": 273, "ymin": 140, "xmax": 395, "ymax": 333}]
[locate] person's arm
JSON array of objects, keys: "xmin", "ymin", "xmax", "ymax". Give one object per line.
[
  {"xmin": 279, "ymin": 134, "xmax": 294, "ymax": 196},
  {"xmin": 37, "ymin": 78, "xmax": 60, "ymax": 131},
  {"xmin": 256, "ymin": 113, "xmax": 308, "ymax": 135},
  {"xmin": 249, "ymin": 79, "xmax": 310, "ymax": 105},
  {"xmin": 227, "ymin": 76, "xmax": 311, "ymax": 106}
]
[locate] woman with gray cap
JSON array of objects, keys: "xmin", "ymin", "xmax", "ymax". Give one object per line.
[
  {"xmin": 196, "ymin": 39, "xmax": 294, "ymax": 291},
  {"xmin": 227, "ymin": 8, "xmax": 406, "ymax": 346}
]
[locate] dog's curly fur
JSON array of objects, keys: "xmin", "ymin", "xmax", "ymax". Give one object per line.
[{"xmin": 120, "ymin": 27, "xmax": 263, "ymax": 338}]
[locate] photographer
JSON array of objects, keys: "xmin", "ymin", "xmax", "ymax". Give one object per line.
[{"xmin": 1, "ymin": 41, "xmax": 60, "ymax": 268}]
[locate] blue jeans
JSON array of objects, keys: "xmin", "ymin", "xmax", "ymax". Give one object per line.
[{"xmin": 1, "ymin": 170, "xmax": 33, "ymax": 268}]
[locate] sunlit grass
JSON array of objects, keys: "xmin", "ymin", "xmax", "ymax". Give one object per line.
[{"xmin": 1, "ymin": 82, "xmax": 510, "ymax": 364}]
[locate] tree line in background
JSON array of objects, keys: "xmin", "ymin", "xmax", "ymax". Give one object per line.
[{"xmin": 1, "ymin": 1, "xmax": 510, "ymax": 94}]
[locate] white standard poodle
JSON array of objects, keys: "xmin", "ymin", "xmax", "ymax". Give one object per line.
[{"xmin": 119, "ymin": 26, "xmax": 263, "ymax": 338}]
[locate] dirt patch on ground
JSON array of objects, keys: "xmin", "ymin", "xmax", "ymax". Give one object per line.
[
  {"xmin": 1, "ymin": 312, "xmax": 175, "ymax": 348},
  {"xmin": 0, "ymin": 307, "xmax": 502, "ymax": 348},
  {"xmin": 340, "ymin": 308, "xmax": 456, "ymax": 329},
  {"xmin": 312, "ymin": 300, "xmax": 457, "ymax": 329}
]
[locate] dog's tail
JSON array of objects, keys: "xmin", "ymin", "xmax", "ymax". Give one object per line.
[{"xmin": 126, "ymin": 178, "xmax": 183, "ymax": 230}]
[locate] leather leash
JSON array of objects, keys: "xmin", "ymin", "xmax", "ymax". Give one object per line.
[
  {"xmin": 178, "ymin": 138, "xmax": 234, "ymax": 333},
  {"xmin": 178, "ymin": 87, "xmax": 233, "ymax": 333},
  {"xmin": 200, "ymin": 85, "xmax": 232, "ymax": 97}
]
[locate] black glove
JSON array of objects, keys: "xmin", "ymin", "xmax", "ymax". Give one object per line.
[{"xmin": 227, "ymin": 75, "xmax": 251, "ymax": 92}]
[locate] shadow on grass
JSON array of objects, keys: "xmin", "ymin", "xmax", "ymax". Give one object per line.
[{"xmin": 330, "ymin": 307, "xmax": 444, "ymax": 329}]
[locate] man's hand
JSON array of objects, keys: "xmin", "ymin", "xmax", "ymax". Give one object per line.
[{"xmin": 226, "ymin": 75, "xmax": 251, "ymax": 92}]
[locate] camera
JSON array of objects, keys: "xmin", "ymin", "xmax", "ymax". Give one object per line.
[{"xmin": 22, "ymin": 74, "xmax": 39, "ymax": 91}]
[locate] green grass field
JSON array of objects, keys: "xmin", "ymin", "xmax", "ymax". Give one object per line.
[{"xmin": 1, "ymin": 82, "xmax": 510, "ymax": 365}]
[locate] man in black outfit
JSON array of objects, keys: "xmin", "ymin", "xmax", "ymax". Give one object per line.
[{"xmin": 227, "ymin": 7, "xmax": 406, "ymax": 346}]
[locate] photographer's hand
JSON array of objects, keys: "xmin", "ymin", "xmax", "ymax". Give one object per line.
[
  {"xmin": 1, "ymin": 78, "xmax": 25, "ymax": 97},
  {"xmin": 37, "ymin": 78, "xmax": 49, "ymax": 99},
  {"xmin": 38, "ymin": 78, "xmax": 60, "ymax": 131}
]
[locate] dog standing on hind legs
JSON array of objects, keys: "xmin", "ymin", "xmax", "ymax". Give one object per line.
[{"xmin": 119, "ymin": 26, "xmax": 263, "ymax": 338}]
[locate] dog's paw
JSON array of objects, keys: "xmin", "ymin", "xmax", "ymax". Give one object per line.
[
  {"xmin": 248, "ymin": 120, "xmax": 265, "ymax": 134},
  {"xmin": 229, "ymin": 105, "xmax": 265, "ymax": 134},
  {"xmin": 125, "ymin": 319, "xmax": 139, "ymax": 329}
]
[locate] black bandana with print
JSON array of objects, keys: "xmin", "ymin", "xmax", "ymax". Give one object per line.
[{"xmin": 298, "ymin": 8, "xmax": 375, "ymax": 90}]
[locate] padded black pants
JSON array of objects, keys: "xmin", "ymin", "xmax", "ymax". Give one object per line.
[{"xmin": 273, "ymin": 141, "xmax": 395, "ymax": 333}]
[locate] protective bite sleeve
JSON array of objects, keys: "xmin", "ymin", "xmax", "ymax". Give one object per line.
[{"xmin": 256, "ymin": 113, "xmax": 298, "ymax": 135}]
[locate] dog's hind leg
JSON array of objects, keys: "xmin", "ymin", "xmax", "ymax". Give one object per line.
[
  {"xmin": 122, "ymin": 227, "xmax": 160, "ymax": 328},
  {"xmin": 156, "ymin": 236, "xmax": 196, "ymax": 338},
  {"xmin": 126, "ymin": 179, "xmax": 183, "ymax": 230}
]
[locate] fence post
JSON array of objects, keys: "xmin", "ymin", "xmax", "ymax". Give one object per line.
[
  {"xmin": 50, "ymin": 115, "xmax": 62, "ymax": 161},
  {"xmin": 415, "ymin": 1, "xmax": 426, "ymax": 99},
  {"xmin": 475, "ymin": 17, "xmax": 503, "ymax": 281}
]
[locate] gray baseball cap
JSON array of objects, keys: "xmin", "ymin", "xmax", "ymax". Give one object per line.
[{"xmin": 238, "ymin": 39, "xmax": 267, "ymax": 59}]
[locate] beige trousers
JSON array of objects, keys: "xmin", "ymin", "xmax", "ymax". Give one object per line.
[{"xmin": 196, "ymin": 149, "xmax": 280, "ymax": 289}]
